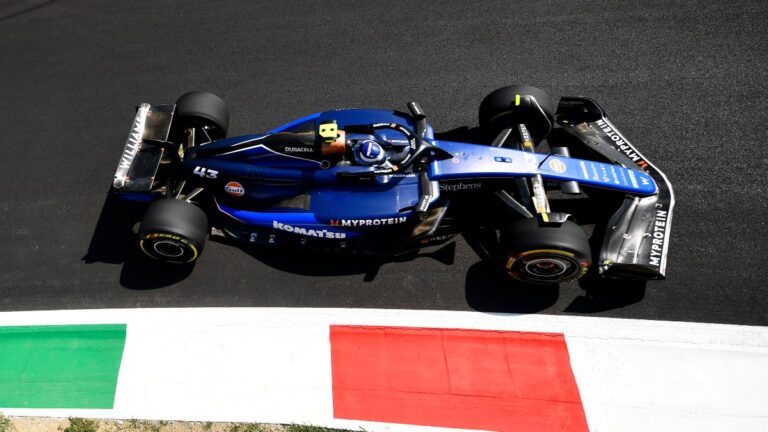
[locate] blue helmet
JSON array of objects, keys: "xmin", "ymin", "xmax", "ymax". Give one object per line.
[{"xmin": 353, "ymin": 139, "xmax": 387, "ymax": 165}]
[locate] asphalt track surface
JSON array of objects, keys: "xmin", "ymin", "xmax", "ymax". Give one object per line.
[{"xmin": 1, "ymin": 0, "xmax": 766, "ymax": 325}]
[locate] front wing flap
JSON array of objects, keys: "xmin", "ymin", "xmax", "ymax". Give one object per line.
[{"xmin": 557, "ymin": 97, "xmax": 674, "ymax": 279}]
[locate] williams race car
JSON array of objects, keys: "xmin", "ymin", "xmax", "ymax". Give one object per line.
[{"xmin": 110, "ymin": 86, "xmax": 674, "ymax": 284}]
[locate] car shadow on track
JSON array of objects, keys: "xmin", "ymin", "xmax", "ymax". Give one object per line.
[
  {"xmin": 82, "ymin": 194, "xmax": 195, "ymax": 290},
  {"xmin": 464, "ymin": 260, "xmax": 647, "ymax": 314},
  {"xmin": 230, "ymin": 238, "xmax": 457, "ymax": 282},
  {"xmin": 464, "ymin": 260, "xmax": 562, "ymax": 313},
  {"xmin": 567, "ymin": 218, "xmax": 648, "ymax": 313},
  {"xmin": 569, "ymin": 275, "xmax": 647, "ymax": 313}
]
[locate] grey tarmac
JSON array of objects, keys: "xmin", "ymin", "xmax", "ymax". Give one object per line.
[{"xmin": 0, "ymin": 0, "xmax": 766, "ymax": 325}]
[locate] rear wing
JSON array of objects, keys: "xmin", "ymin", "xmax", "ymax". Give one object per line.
[
  {"xmin": 556, "ymin": 97, "xmax": 675, "ymax": 279},
  {"xmin": 111, "ymin": 103, "xmax": 175, "ymax": 195}
]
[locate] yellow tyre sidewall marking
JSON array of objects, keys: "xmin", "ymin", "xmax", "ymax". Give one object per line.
[
  {"xmin": 139, "ymin": 233, "xmax": 199, "ymax": 263},
  {"xmin": 506, "ymin": 249, "xmax": 576, "ymax": 270}
]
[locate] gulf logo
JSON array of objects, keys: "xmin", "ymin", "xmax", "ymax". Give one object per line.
[
  {"xmin": 224, "ymin": 181, "xmax": 245, "ymax": 197},
  {"xmin": 549, "ymin": 158, "xmax": 567, "ymax": 174}
]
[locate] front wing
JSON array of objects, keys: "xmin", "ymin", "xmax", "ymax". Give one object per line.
[{"xmin": 557, "ymin": 97, "xmax": 675, "ymax": 279}]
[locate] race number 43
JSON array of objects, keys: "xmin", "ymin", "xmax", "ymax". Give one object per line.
[{"xmin": 193, "ymin": 166, "xmax": 218, "ymax": 179}]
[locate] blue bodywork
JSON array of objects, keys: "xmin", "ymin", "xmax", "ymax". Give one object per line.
[{"xmin": 155, "ymin": 108, "xmax": 657, "ymax": 252}]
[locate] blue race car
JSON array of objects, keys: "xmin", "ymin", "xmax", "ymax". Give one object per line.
[{"xmin": 110, "ymin": 86, "xmax": 674, "ymax": 284}]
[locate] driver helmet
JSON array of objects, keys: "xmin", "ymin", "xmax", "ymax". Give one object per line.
[{"xmin": 353, "ymin": 139, "xmax": 388, "ymax": 165}]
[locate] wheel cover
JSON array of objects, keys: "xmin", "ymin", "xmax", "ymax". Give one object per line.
[
  {"xmin": 506, "ymin": 249, "xmax": 586, "ymax": 284},
  {"xmin": 524, "ymin": 257, "xmax": 572, "ymax": 278},
  {"xmin": 152, "ymin": 240, "xmax": 186, "ymax": 258}
]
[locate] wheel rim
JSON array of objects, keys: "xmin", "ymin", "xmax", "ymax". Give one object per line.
[
  {"xmin": 507, "ymin": 251, "xmax": 585, "ymax": 284},
  {"xmin": 139, "ymin": 233, "xmax": 200, "ymax": 263},
  {"xmin": 153, "ymin": 240, "xmax": 186, "ymax": 258},
  {"xmin": 524, "ymin": 257, "xmax": 572, "ymax": 278}
]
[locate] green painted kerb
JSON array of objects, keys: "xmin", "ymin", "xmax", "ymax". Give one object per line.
[{"xmin": 0, "ymin": 324, "xmax": 126, "ymax": 409}]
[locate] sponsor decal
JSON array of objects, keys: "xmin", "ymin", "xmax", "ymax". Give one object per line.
[
  {"xmin": 609, "ymin": 165, "xmax": 621, "ymax": 184},
  {"xmin": 494, "ymin": 156, "xmax": 513, "ymax": 163},
  {"xmin": 273, "ymin": 221, "xmax": 346, "ymax": 239},
  {"xmin": 418, "ymin": 194, "xmax": 431, "ymax": 209},
  {"xmin": 595, "ymin": 119, "xmax": 650, "ymax": 169},
  {"xmin": 144, "ymin": 232, "xmax": 189, "ymax": 243},
  {"xmin": 588, "ymin": 162, "xmax": 600, "ymax": 181},
  {"xmin": 119, "ymin": 135, "xmax": 141, "ymax": 169},
  {"xmin": 649, "ymin": 209, "xmax": 668, "ymax": 266},
  {"xmin": 440, "ymin": 182, "xmax": 482, "ymax": 192},
  {"xmin": 579, "ymin": 161, "xmax": 590, "ymax": 179},
  {"xmin": 329, "ymin": 216, "xmax": 408, "ymax": 227},
  {"xmin": 584, "ymin": 161, "xmax": 614, "ymax": 184},
  {"xmin": 224, "ymin": 181, "xmax": 245, "ymax": 197},
  {"xmin": 117, "ymin": 107, "xmax": 147, "ymax": 170},
  {"xmin": 618, "ymin": 167, "xmax": 629, "ymax": 185},
  {"xmin": 385, "ymin": 139, "xmax": 409, "ymax": 145},
  {"xmin": 549, "ymin": 159, "xmax": 567, "ymax": 173},
  {"xmin": 420, "ymin": 233, "xmax": 456, "ymax": 244},
  {"xmin": 627, "ymin": 169, "xmax": 639, "ymax": 189},
  {"xmin": 519, "ymin": 125, "xmax": 532, "ymax": 144},
  {"xmin": 599, "ymin": 163, "xmax": 611, "ymax": 183},
  {"xmin": 284, "ymin": 146, "xmax": 314, "ymax": 153}
]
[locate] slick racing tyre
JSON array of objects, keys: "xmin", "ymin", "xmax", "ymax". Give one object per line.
[
  {"xmin": 501, "ymin": 217, "xmax": 591, "ymax": 285},
  {"xmin": 139, "ymin": 199, "xmax": 208, "ymax": 264},
  {"xmin": 174, "ymin": 91, "xmax": 229, "ymax": 140},
  {"xmin": 479, "ymin": 85, "xmax": 555, "ymax": 143}
]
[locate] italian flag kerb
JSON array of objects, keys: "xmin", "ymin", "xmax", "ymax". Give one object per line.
[{"xmin": 330, "ymin": 325, "xmax": 589, "ymax": 432}]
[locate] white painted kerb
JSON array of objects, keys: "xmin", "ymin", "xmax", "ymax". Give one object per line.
[{"xmin": 0, "ymin": 308, "xmax": 767, "ymax": 432}]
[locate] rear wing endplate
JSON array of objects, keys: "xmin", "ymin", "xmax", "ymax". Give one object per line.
[
  {"xmin": 112, "ymin": 103, "xmax": 175, "ymax": 192},
  {"xmin": 557, "ymin": 97, "xmax": 675, "ymax": 279}
]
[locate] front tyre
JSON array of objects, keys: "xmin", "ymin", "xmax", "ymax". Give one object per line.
[
  {"xmin": 174, "ymin": 91, "xmax": 229, "ymax": 141},
  {"xmin": 501, "ymin": 217, "xmax": 591, "ymax": 285},
  {"xmin": 139, "ymin": 199, "xmax": 208, "ymax": 264},
  {"xmin": 479, "ymin": 85, "xmax": 555, "ymax": 142}
]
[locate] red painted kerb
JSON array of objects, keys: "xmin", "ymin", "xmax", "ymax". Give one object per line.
[{"xmin": 330, "ymin": 325, "xmax": 588, "ymax": 432}]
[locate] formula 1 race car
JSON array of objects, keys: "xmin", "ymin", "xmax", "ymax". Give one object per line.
[{"xmin": 110, "ymin": 86, "xmax": 674, "ymax": 284}]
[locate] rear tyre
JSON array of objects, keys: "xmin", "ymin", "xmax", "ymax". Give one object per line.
[
  {"xmin": 500, "ymin": 217, "xmax": 591, "ymax": 285},
  {"xmin": 479, "ymin": 85, "xmax": 555, "ymax": 142},
  {"xmin": 174, "ymin": 91, "xmax": 229, "ymax": 140},
  {"xmin": 139, "ymin": 199, "xmax": 208, "ymax": 264}
]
